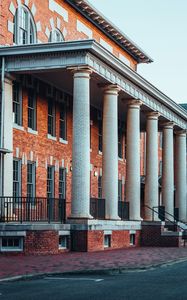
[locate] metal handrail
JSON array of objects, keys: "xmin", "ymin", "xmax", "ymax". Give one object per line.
[
  {"xmin": 144, "ymin": 205, "xmax": 184, "ymax": 232},
  {"xmin": 153, "ymin": 206, "xmax": 187, "ymax": 227}
]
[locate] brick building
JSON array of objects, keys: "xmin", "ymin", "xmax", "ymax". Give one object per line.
[{"xmin": 0, "ymin": 0, "xmax": 186, "ymax": 254}]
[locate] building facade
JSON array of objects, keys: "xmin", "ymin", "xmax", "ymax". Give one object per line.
[{"xmin": 0, "ymin": 0, "xmax": 186, "ymax": 254}]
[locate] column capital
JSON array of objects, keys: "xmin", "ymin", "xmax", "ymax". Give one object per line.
[
  {"xmin": 161, "ymin": 121, "xmax": 175, "ymax": 129},
  {"xmin": 98, "ymin": 83, "xmax": 121, "ymax": 95},
  {"xmin": 175, "ymin": 129, "xmax": 187, "ymax": 137},
  {"xmin": 68, "ymin": 66, "xmax": 93, "ymax": 78},
  {"xmin": 146, "ymin": 111, "xmax": 160, "ymax": 120},
  {"xmin": 127, "ymin": 99, "xmax": 142, "ymax": 109}
]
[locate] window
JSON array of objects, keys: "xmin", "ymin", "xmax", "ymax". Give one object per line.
[
  {"xmin": 59, "ymin": 168, "xmax": 66, "ymax": 199},
  {"xmin": 0, "ymin": 237, "xmax": 23, "ymax": 252},
  {"xmin": 27, "ymin": 162, "xmax": 36, "ymax": 200},
  {"xmin": 159, "ymin": 132, "xmax": 163, "ymax": 149},
  {"xmin": 118, "ymin": 180, "xmax": 122, "ymax": 202},
  {"xmin": 59, "ymin": 103, "xmax": 66, "ymax": 140},
  {"xmin": 13, "ymin": 159, "xmax": 21, "ymax": 198},
  {"xmin": 98, "ymin": 176, "xmax": 102, "ymax": 199},
  {"xmin": 0, "ymin": 90, "xmax": 2, "ymax": 142},
  {"xmin": 159, "ymin": 161, "xmax": 162, "ymax": 176},
  {"xmin": 130, "ymin": 234, "xmax": 136, "ymax": 246},
  {"xmin": 124, "ymin": 133, "xmax": 127, "ymax": 160},
  {"xmin": 59, "ymin": 236, "xmax": 68, "ymax": 249},
  {"xmin": 14, "ymin": 5, "xmax": 36, "ymax": 45},
  {"xmin": 13, "ymin": 82, "xmax": 22, "ymax": 125},
  {"xmin": 104, "ymin": 235, "xmax": 111, "ymax": 248},
  {"xmin": 49, "ymin": 29, "xmax": 64, "ymax": 42},
  {"xmin": 118, "ymin": 129, "xmax": 123, "ymax": 159},
  {"xmin": 98, "ymin": 111, "xmax": 102, "ymax": 152},
  {"xmin": 47, "ymin": 166, "xmax": 55, "ymax": 198},
  {"xmin": 28, "ymin": 89, "xmax": 37, "ymax": 130},
  {"xmin": 48, "ymin": 100, "xmax": 56, "ymax": 136}
]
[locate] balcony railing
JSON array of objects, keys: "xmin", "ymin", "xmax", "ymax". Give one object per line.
[
  {"xmin": 90, "ymin": 198, "xmax": 105, "ymax": 219},
  {"xmin": 0, "ymin": 197, "xmax": 66, "ymax": 223},
  {"xmin": 118, "ymin": 201, "xmax": 129, "ymax": 220}
]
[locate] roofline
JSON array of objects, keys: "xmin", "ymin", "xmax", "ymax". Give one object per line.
[
  {"xmin": 0, "ymin": 40, "xmax": 186, "ymax": 122},
  {"xmin": 65, "ymin": 0, "xmax": 153, "ymax": 64}
]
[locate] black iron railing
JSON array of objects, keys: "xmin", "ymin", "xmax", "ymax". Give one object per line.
[
  {"xmin": 90, "ymin": 198, "xmax": 105, "ymax": 219},
  {"xmin": 118, "ymin": 201, "xmax": 129, "ymax": 220},
  {"xmin": 0, "ymin": 197, "xmax": 66, "ymax": 223}
]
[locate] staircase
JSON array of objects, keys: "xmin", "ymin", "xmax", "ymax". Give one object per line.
[{"xmin": 141, "ymin": 205, "xmax": 187, "ymax": 247}]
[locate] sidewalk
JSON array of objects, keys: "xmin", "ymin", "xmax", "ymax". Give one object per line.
[{"xmin": 1, "ymin": 247, "xmax": 187, "ymax": 281}]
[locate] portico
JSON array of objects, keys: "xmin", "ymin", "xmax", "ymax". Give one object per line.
[{"xmin": 0, "ymin": 39, "xmax": 186, "ymax": 252}]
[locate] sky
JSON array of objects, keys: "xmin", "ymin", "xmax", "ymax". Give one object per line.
[{"xmin": 89, "ymin": 0, "xmax": 187, "ymax": 104}]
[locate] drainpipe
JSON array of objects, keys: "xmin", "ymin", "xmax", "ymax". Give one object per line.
[{"xmin": 0, "ymin": 57, "xmax": 5, "ymax": 196}]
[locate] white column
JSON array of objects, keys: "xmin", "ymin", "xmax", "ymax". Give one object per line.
[
  {"xmin": 71, "ymin": 68, "xmax": 92, "ymax": 219},
  {"xmin": 3, "ymin": 78, "xmax": 13, "ymax": 196},
  {"xmin": 144, "ymin": 112, "xmax": 159, "ymax": 220},
  {"xmin": 126, "ymin": 100, "xmax": 142, "ymax": 220},
  {"xmin": 162, "ymin": 122, "xmax": 174, "ymax": 217},
  {"xmin": 175, "ymin": 130, "xmax": 187, "ymax": 222},
  {"xmin": 102, "ymin": 85, "xmax": 120, "ymax": 220}
]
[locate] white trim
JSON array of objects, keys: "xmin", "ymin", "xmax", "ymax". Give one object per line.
[
  {"xmin": 77, "ymin": 20, "xmax": 93, "ymax": 39},
  {"xmin": 59, "ymin": 138, "xmax": 68, "ymax": 144},
  {"xmin": 13, "ymin": 123, "xmax": 25, "ymax": 131},
  {"xmin": 28, "ymin": 128, "xmax": 38, "ymax": 135},
  {"xmin": 8, "ymin": 21, "xmax": 14, "ymax": 34},
  {"xmin": 100, "ymin": 38, "xmax": 113, "ymax": 53},
  {"xmin": 49, "ymin": 0, "xmax": 68, "ymax": 22},
  {"xmin": 9, "ymin": 2, "xmax": 16, "ymax": 15},
  {"xmin": 47, "ymin": 134, "xmax": 57, "ymax": 141},
  {"xmin": 36, "ymin": 21, "xmax": 41, "ymax": 32},
  {"xmin": 59, "ymin": 231, "xmax": 70, "ymax": 236},
  {"xmin": 31, "ymin": 3, "xmax": 36, "ymax": 16}
]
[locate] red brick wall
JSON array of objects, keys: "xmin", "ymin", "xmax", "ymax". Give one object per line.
[
  {"xmin": 112, "ymin": 230, "xmax": 141, "ymax": 249},
  {"xmin": 0, "ymin": 0, "xmax": 137, "ymax": 70}
]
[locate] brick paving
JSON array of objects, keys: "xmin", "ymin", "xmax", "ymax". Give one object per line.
[{"xmin": 1, "ymin": 247, "xmax": 187, "ymax": 280}]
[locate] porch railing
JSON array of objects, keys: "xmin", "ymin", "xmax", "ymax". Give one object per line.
[
  {"xmin": 0, "ymin": 197, "xmax": 66, "ymax": 223},
  {"xmin": 90, "ymin": 198, "xmax": 105, "ymax": 219},
  {"xmin": 118, "ymin": 201, "xmax": 129, "ymax": 220}
]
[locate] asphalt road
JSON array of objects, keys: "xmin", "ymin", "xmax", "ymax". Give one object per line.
[{"xmin": 1, "ymin": 261, "xmax": 187, "ymax": 300}]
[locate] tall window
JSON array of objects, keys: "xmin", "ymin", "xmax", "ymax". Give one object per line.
[
  {"xmin": 27, "ymin": 162, "xmax": 36, "ymax": 199},
  {"xmin": 124, "ymin": 133, "xmax": 127, "ymax": 160},
  {"xmin": 59, "ymin": 103, "xmax": 66, "ymax": 140},
  {"xmin": 28, "ymin": 89, "xmax": 37, "ymax": 130},
  {"xmin": 118, "ymin": 180, "xmax": 122, "ymax": 201},
  {"xmin": 59, "ymin": 168, "xmax": 66, "ymax": 199},
  {"xmin": 47, "ymin": 166, "xmax": 55, "ymax": 198},
  {"xmin": 159, "ymin": 132, "xmax": 163, "ymax": 149},
  {"xmin": 0, "ymin": 90, "xmax": 2, "ymax": 142},
  {"xmin": 49, "ymin": 29, "xmax": 64, "ymax": 42},
  {"xmin": 48, "ymin": 100, "xmax": 55, "ymax": 136},
  {"xmin": 14, "ymin": 6, "xmax": 36, "ymax": 45},
  {"xmin": 98, "ymin": 111, "xmax": 102, "ymax": 152},
  {"xmin": 13, "ymin": 159, "xmax": 21, "ymax": 198},
  {"xmin": 98, "ymin": 176, "xmax": 102, "ymax": 199},
  {"xmin": 118, "ymin": 129, "xmax": 123, "ymax": 159},
  {"xmin": 13, "ymin": 82, "xmax": 22, "ymax": 126}
]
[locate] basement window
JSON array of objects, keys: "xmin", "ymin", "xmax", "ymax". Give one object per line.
[
  {"xmin": 130, "ymin": 234, "xmax": 136, "ymax": 246},
  {"xmin": 104, "ymin": 235, "xmax": 111, "ymax": 248},
  {"xmin": 0, "ymin": 237, "xmax": 23, "ymax": 252},
  {"xmin": 59, "ymin": 236, "xmax": 68, "ymax": 249}
]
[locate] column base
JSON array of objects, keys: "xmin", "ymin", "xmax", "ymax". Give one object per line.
[
  {"xmin": 105, "ymin": 215, "xmax": 121, "ymax": 221},
  {"xmin": 69, "ymin": 213, "xmax": 93, "ymax": 220}
]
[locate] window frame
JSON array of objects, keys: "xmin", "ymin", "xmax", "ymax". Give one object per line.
[
  {"xmin": 59, "ymin": 167, "xmax": 66, "ymax": 199},
  {"xmin": 27, "ymin": 161, "xmax": 36, "ymax": 201},
  {"xmin": 47, "ymin": 166, "xmax": 55, "ymax": 199},
  {"xmin": 59, "ymin": 102, "xmax": 67, "ymax": 140},
  {"xmin": 118, "ymin": 179, "xmax": 122, "ymax": 202},
  {"xmin": 49, "ymin": 29, "xmax": 64, "ymax": 43},
  {"xmin": 98, "ymin": 175, "xmax": 102, "ymax": 199},
  {"xmin": 48, "ymin": 99, "xmax": 56, "ymax": 137},
  {"xmin": 13, "ymin": 158, "xmax": 22, "ymax": 199},
  {"xmin": 28, "ymin": 88, "xmax": 37, "ymax": 131},
  {"xmin": 13, "ymin": 81, "xmax": 22, "ymax": 126},
  {"xmin": 14, "ymin": 5, "xmax": 37, "ymax": 45}
]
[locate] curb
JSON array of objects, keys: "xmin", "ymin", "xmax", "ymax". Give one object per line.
[{"xmin": 1, "ymin": 257, "xmax": 187, "ymax": 282}]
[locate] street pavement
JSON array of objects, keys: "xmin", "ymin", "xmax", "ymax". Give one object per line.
[
  {"xmin": 1, "ymin": 247, "xmax": 187, "ymax": 281},
  {"xmin": 1, "ymin": 260, "xmax": 187, "ymax": 299}
]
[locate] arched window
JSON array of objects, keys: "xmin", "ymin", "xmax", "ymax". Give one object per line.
[
  {"xmin": 49, "ymin": 29, "xmax": 64, "ymax": 43},
  {"xmin": 14, "ymin": 5, "xmax": 37, "ymax": 45}
]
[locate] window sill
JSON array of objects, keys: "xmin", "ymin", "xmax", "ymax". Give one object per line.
[
  {"xmin": 47, "ymin": 134, "xmax": 57, "ymax": 141},
  {"xmin": 13, "ymin": 123, "xmax": 24, "ymax": 131},
  {"xmin": 59, "ymin": 138, "xmax": 68, "ymax": 145},
  {"xmin": 28, "ymin": 128, "xmax": 38, "ymax": 135},
  {"xmin": 90, "ymin": 149, "xmax": 92, "ymax": 152},
  {"xmin": 98, "ymin": 151, "xmax": 102, "ymax": 155},
  {"xmin": 118, "ymin": 157, "xmax": 123, "ymax": 162}
]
